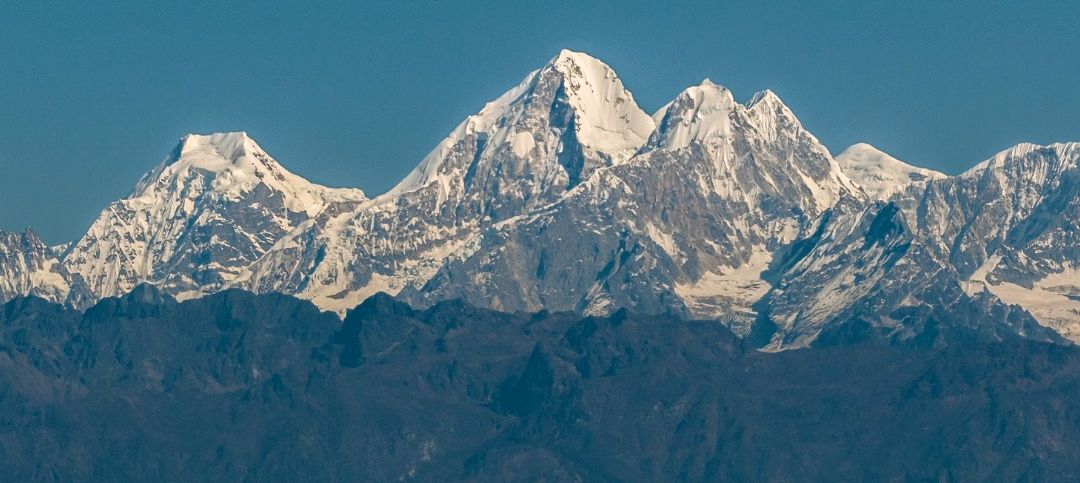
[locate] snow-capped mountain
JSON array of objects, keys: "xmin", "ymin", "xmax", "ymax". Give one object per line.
[
  {"xmin": 757, "ymin": 198, "xmax": 1060, "ymax": 350},
  {"xmin": 392, "ymin": 49, "xmax": 654, "ymax": 201},
  {"xmin": 952, "ymin": 143, "xmax": 1080, "ymax": 340},
  {"xmin": 0, "ymin": 228, "xmax": 88, "ymax": 306},
  {"xmin": 2, "ymin": 49, "xmax": 1075, "ymax": 350},
  {"xmin": 62, "ymin": 132, "xmax": 366, "ymax": 302},
  {"xmin": 405, "ymin": 79, "xmax": 863, "ymax": 335},
  {"xmin": 835, "ymin": 143, "xmax": 945, "ymax": 200},
  {"xmin": 232, "ymin": 49, "xmax": 655, "ymax": 312},
  {"xmin": 758, "ymin": 142, "xmax": 1080, "ymax": 347}
]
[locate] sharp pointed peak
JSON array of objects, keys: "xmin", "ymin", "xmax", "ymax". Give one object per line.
[
  {"xmin": 696, "ymin": 78, "xmax": 726, "ymax": 89},
  {"xmin": 543, "ymin": 48, "xmax": 621, "ymax": 83},
  {"xmin": 742, "ymin": 89, "xmax": 806, "ymax": 134},
  {"xmin": 21, "ymin": 227, "xmax": 45, "ymax": 245},
  {"xmin": 550, "ymin": 48, "xmax": 603, "ymax": 66},
  {"xmin": 746, "ymin": 89, "xmax": 783, "ymax": 109},
  {"xmin": 392, "ymin": 48, "xmax": 653, "ymax": 195}
]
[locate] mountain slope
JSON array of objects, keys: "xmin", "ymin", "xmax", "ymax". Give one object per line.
[
  {"xmin": 757, "ymin": 198, "xmax": 1061, "ymax": 350},
  {"xmin": 759, "ymin": 142, "xmax": 1080, "ymax": 346},
  {"xmin": 62, "ymin": 132, "xmax": 366, "ymax": 302},
  {"xmin": 407, "ymin": 80, "xmax": 863, "ymax": 334},
  {"xmin": 233, "ymin": 50, "xmax": 655, "ymax": 312}
]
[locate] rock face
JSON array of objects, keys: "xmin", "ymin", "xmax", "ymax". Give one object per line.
[
  {"xmin": 62, "ymin": 132, "xmax": 366, "ymax": 303},
  {"xmin": 1, "ymin": 292, "xmax": 1079, "ymax": 481},
  {"xmin": 2, "ymin": 50, "xmax": 1077, "ymax": 349}
]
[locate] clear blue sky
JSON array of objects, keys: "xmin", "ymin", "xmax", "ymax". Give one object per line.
[{"xmin": 2, "ymin": 1, "xmax": 1078, "ymax": 243}]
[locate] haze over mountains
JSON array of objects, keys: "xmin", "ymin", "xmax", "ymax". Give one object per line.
[{"xmin": 1, "ymin": 50, "xmax": 1077, "ymax": 350}]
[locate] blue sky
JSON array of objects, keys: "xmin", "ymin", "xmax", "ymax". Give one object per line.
[{"xmin": 1, "ymin": 0, "xmax": 1078, "ymax": 242}]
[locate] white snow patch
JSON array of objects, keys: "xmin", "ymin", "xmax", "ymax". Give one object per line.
[
  {"xmin": 643, "ymin": 223, "xmax": 680, "ymax": 260},
  {"xmin": 509, "ymin": 131, "xmax": 536, "ymax": 157},
  {"xmin": 967, "ymin": 257, "xmax": 1080, "ymax": 342},
  {"xmin": 675, "ymin": 247, "xmax": 773, "ymax": 325}
]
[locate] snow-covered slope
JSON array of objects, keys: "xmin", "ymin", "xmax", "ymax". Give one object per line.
[
  {"xmin": 835, "ymin": 143, "xmax": 945, "ymax": 200},
  {"xmin": 760, "ymin": 142, "xmax": 1080, "ymax": 348},
  {"xmin": 62, "ymin": 132, "xmax": 366, "ymax": 301},
  {"xmin": 955, "ymin": 143, "xmax": 1080, "ymax": 340},
  {"xmin": 0, "ymin": 229, "xmax": 88, "ymax": 306},
  {"xmin": 757, "ymin": 198, "xmax": 1057, "ymax": 350}
]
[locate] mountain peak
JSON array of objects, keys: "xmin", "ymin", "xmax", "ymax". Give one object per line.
[
  {"xmin": 964, "ymin": 142, "xmax": 1080, "ymax": 178},
  {"xmin": 170, "ymin": 131, "xmax": 259, "ymax": 167},
  {"xmin": 392, "ymin": 49, "xmax": 653, "ymax": 195},
  {"xmin": 539, "ymin": 50, "xmax": 654, "ymax": 159},
  {"xmin": 546, "ymin": 49, "xmax": 621, "ymax": 84},
  {"xmin": 179, "ymin": 130, "xmax": 252, "ymax": 146},
  {"xmin": 743, "ymin": 89, "xmax": 800, "ymax": 129},
  {"xmin": 835, "ymin": 143, "xmax": 945, "ymax": 200},
  {"xmin": 19, "ymin": 226, "xmax": 41, "ymax": 241},
  {"xmin": 133, "ymin": 131, "xmax": 364, "ymax": 206},
  {"xmin": 0, "ymin": 227, "xmax": 43, "ymax": 248},
  {"xmin": 647, "ymin": 80, "xmax": 737, "ymax": 150},
  {"xmin": 746, "ymin": 89, "xmax": 781, "ymax": 108},
  {"xmin": 836, "ymin": 143, "xmax": 896, "ymax": 162},
  {"xmin": 550, "ymin": 48, "xmax": 598, "ymax": 66},
  {"xmin": 66, "ymin": 129, "xmax": 367, "ymax": 301}
]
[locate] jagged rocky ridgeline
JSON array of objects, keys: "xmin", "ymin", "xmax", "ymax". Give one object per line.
[{"xmin": 1, "ymin": 50, "xmax": 1077, "ymax": 349}]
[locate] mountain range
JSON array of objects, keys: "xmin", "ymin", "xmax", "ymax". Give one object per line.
[
  {"xmin": 1, "ymin": 288, "xmax": 1078, "ymax": 480},
  {"xmin": 2, "ymin": 50, "xmax": 1077, "ymax": 350}
]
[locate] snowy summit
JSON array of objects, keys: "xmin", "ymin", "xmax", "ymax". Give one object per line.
[{"xmin": 835, "ymin": 143, "xmax": 946, "ymax": 200}]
